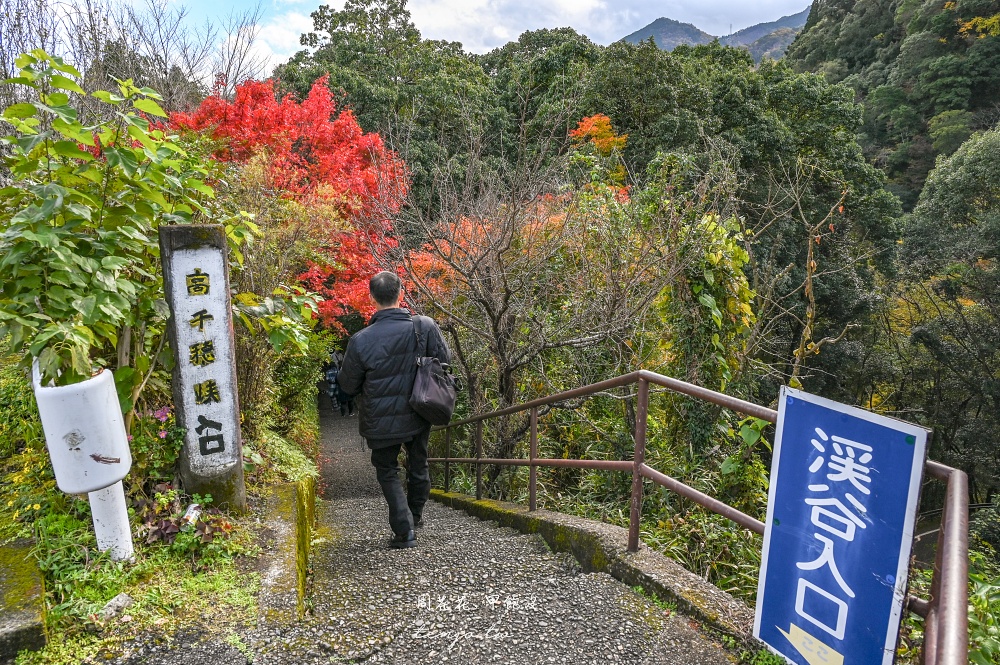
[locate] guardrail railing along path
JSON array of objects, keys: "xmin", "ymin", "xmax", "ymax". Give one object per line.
[{"xmin": 428, "ymin": 370, "xmax": 969, "ymax": 665}]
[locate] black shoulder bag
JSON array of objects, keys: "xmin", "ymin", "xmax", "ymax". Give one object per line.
[{"xmin": 409, "ymin": 316, "xmax": 458, "ymax": 426}]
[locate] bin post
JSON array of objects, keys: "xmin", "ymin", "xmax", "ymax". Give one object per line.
[{"xmin": 88, "ymin": 481, "xmax": 134, "ymax": 561}]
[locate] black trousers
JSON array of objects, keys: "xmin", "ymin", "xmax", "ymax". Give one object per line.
[{"xmin": 370, "ymin": 428, "xmax": 430, "ymax": 536}]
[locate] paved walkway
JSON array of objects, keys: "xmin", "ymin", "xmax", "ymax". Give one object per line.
[{"xmin": 109, "ymin": 396, "xmax": 736, "ymax": 664}]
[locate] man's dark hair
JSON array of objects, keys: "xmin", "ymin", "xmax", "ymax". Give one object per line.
[{"xmin": 369, "ymin": 271, "xmax": 402, "ymax": 307}]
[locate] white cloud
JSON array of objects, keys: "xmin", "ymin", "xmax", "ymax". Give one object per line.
[
  {"xmin": 254, "ymin": 10, "xmax": 316, "ymax": 73},
  {"xmin": 247, "ymin": 0, "xmax": 811, "ymax": 66},
  {"xmin": 406, "ymin": 0, "xmax": 810, "ymax": 52}
]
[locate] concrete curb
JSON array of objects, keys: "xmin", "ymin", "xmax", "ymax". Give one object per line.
[
  {"xmin": 258, "ymin": 479, "xmax": 317, "ymax": 622},
  {"xmin": 0, "ymin": 539, "xmax": 46, "ymax": 664},
  {"xmin": 430, "ymin": 489, "xmax": 757, "ymax": 646},
  {"xmin": 294, "ymin": 475, "xmax": 316, "ymax": 619},
  {"xmin": 257, "ymin": 484, "xmax": 299, "ymax": 619}
]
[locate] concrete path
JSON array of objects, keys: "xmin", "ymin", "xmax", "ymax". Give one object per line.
[
  {"xmin": 263, "ymin": 397, "xmax": 736, "ymax": 665},
  {"xmin": 108, "ymin": 396, "xmax": 737, "ymax": 664}
]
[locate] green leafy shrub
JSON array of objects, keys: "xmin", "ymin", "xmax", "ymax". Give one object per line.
[
  {"xmin": 971, "ymin": 497, "xmax": 1000, "ymax": 562},
  {"xmin": 28, "ymin": 487, "xmax": 253, "ymax": 636},
  {"xmin": 245, "ymin": 430, "xmax": 318, "ymax": 485},
  {"xmin": 134, "ymin": 489, "xmax": 241, "ymax": 570},
  {"xmin": 968, "ymin": 557, "xmax": 1000, "ymax": 665},
  {"xmin": 271, "ymin": 328, "xmax": 335, "ymax": 458},
  {"xmin": 899, "ymin": 548, "xmax": 1000, "ymax": 664},
  {"xmin": 644, "ymin": 508, "xmax": 763, "ymax": 601},
  {"xmin": 0, "ymin": 441, "xmax": 59, "ymax": 543},
  {"xmin": 126, "ymin": 406, "xmax": 183, "ymax": 492},
  {"xmin": 0, "ymin": 349, "xmax": 41, "ymax": 459},
  {"xmin": 0, "ymin": 49, "xmax": 237, "ymax": 391}
]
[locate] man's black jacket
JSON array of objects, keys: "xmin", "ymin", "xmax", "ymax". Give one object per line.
[{"xmin": 336, "ymin": 308, "xmax": 450, "ymax": 448}]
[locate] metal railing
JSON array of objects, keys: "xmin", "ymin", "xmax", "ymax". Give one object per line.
[{"xmin": 428, "ymin": 369, "xmax": 969, "ymax": 665}]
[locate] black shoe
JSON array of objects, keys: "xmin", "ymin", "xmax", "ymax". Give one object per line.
[
  {"xmin": 413, "ymin": 516, "xmax": 424, "ymax": 528},
  {"xmin": 390, "ymin": 530, "xmax": 417, "ymax": 549}
]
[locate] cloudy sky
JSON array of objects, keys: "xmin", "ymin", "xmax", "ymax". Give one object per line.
[{"xmin": 182, "ymin": 0, "xmax": 811, "ymax": 73}]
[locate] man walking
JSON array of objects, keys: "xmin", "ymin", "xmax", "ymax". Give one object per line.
[{"xmin": 337, "ymin": 271, "xmax": 450, "ymax": 549}]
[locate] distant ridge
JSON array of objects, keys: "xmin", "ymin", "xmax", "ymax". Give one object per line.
[
  {"xmin": 622, "ymin": 7, "xmax": 810, "ymax": 61},
  {"xmin": 745, "ymin": 27, "xmax": 800, "ymax": 62},
  {"xmin": 719, "ymin": 7, "xmax": 810, "ymax": 47}
]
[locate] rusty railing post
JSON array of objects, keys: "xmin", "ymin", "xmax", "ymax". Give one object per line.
[
  {"xmin": 444, "ymin": 428, "xmax": 451, "ymax": 493},
  {"xmin": 529, "ymin": 407, "xmax": 538, "ymax": 511},
  {"xmin": 476, "ymin": 420, "xmax": 484, "ymax": 501},
  {"xmin": 628, "ymin": 378, "xmax": 649, "ymax": 552},
  {"xmin": 924, "ymin": 512, "xmax": 945, "ymax": 665},
  {"xmin": 935, "ymin": 469, "xmax": 969, "ymax": 665}
]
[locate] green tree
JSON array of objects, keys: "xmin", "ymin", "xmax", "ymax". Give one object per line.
[
  {"xmin": 0, "ymin": 50, "xmax": 311, "ymax": 438},
  {"xmin": 0, "ymin": 50, "xmax": 232, "ymax": 396},
  {"xmin": 661, "ymin": 48, "xmax": 900, "ymax": 404},
  {"xmin": 928, "ymin": 109, "xmax": 974, "ymax": 154},
  {"xmin": 786, "ymin": 0, "xmax": 1000, "ymax": 209},
  {"xmin": 583, "ymin": 39, "xmax": 707, "ymax": 176},
  {"xmin": 274, "ymin": 0, "xmax": 493, "ymax": 215},
  {"xmin": 477, "ymin": 28, "xmax": 601, "ymax": 166},
  {"xmin": 279, "ymin": 0, "xmax": 423, "ymax": 127},
  {"xmin": 884, "ymin": 128, "xmax": 1000, "ymax": 503}
]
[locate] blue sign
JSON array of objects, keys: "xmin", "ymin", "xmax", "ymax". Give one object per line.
[{"xmin": 754, "ymin": 387, "xmax": 928, "ymax": 665}]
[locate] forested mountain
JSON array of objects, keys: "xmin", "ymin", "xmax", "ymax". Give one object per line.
[
  {"xmin": 784, "ymin": 0, "xmax": 1000, "ymax": 210},
  {"xmin": 268, "ymin": 0, "xmax": 1000, "ymax": 508},
  {"xmin": 783, "ymin": 0, "xmax": 1000, "ymax": 507},
  {"xmin": 4, "ymin": 0, "xmax": 998, "ymax": 607},
  {"xmin": 273, "ymin": 0, "xmax": 898, "ymax": 464},
  {"xmin": 621, "ymin": 17, "xmax": 715, "ymax": 50},
  {"xmin": 622, "ymin": 8, "xmax": 810, "ymax": 60},
  {"xmin": 746, "ymin": 27, "xmax": 800, "ymax": 61}
]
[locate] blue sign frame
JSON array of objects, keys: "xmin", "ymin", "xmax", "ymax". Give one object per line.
[{"xmin": 754, "ymin": 387, "xmax": 928, "ymax": 665}]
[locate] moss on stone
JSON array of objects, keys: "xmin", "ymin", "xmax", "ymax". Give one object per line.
[
  {"xmin": 620, "ymin": 587, "xmax": 667, "ymax": 632},
  {"xmin": 272, "ymin": 484, "xmax": 299, "ymax": 577},
  {"xmin": 0, "ymin": 541, "xmax": 42, "ymax": 614},
  {"xmin": 590, "ymin": 546, "xmax": 610, "ymax": 571},
  {"xmin": 679, "ymin": 591, "xmax": 722, "ymax": 625},
  {"xmin": 294, "ymin": 476, "xmax": 316, "ymax": 619},
  {"xmin": 0, "ymin": 540, "xmax": 46, "ymax": 659}
]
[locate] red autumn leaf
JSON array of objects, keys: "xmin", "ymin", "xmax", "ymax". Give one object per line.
[{"xmin": 171, "ymin": 76, "xmax": 410, "ymax": 327}]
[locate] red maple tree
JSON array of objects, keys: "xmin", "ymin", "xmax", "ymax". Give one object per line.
[
  {"xmin": 297, "ymin": 230, "xmax": 398, "ymax": 326},
  {"xmin": 171, "ymin": 75, "xmax": 406, "ymax": 216},
  {"xmin": 171, "ymin": 76, "xmax": 409, "ymax": 331}
]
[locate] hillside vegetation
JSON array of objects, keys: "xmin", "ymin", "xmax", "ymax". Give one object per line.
[
  {"xmin": 785, "ymin": 0, "xmax": 1000, "ymax": 209},
  {"xmin": 1, "ymin": 0, "xmax": 999, "ymax": 661},
  {"xmin": 719, "ymin": 7, "xmax": 812, "ymax": 46}
]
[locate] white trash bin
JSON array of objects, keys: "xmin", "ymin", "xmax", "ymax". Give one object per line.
[
  {"xmin": 31, "ymin": 364, "xmax": 132, "ymax": 493},
  {"xmin": 32, "ymin": 364, "xmax": 134, "ymax": 560}
]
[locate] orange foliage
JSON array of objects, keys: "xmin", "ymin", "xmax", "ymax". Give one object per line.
[{"xmin": 569, "ymin": 113, "xmax": 628, "ymax": 157}]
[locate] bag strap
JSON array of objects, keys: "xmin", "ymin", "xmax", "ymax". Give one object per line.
[{"xmin": 412, "ymin": 315, "xmax": 428, "ymax": 357}]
